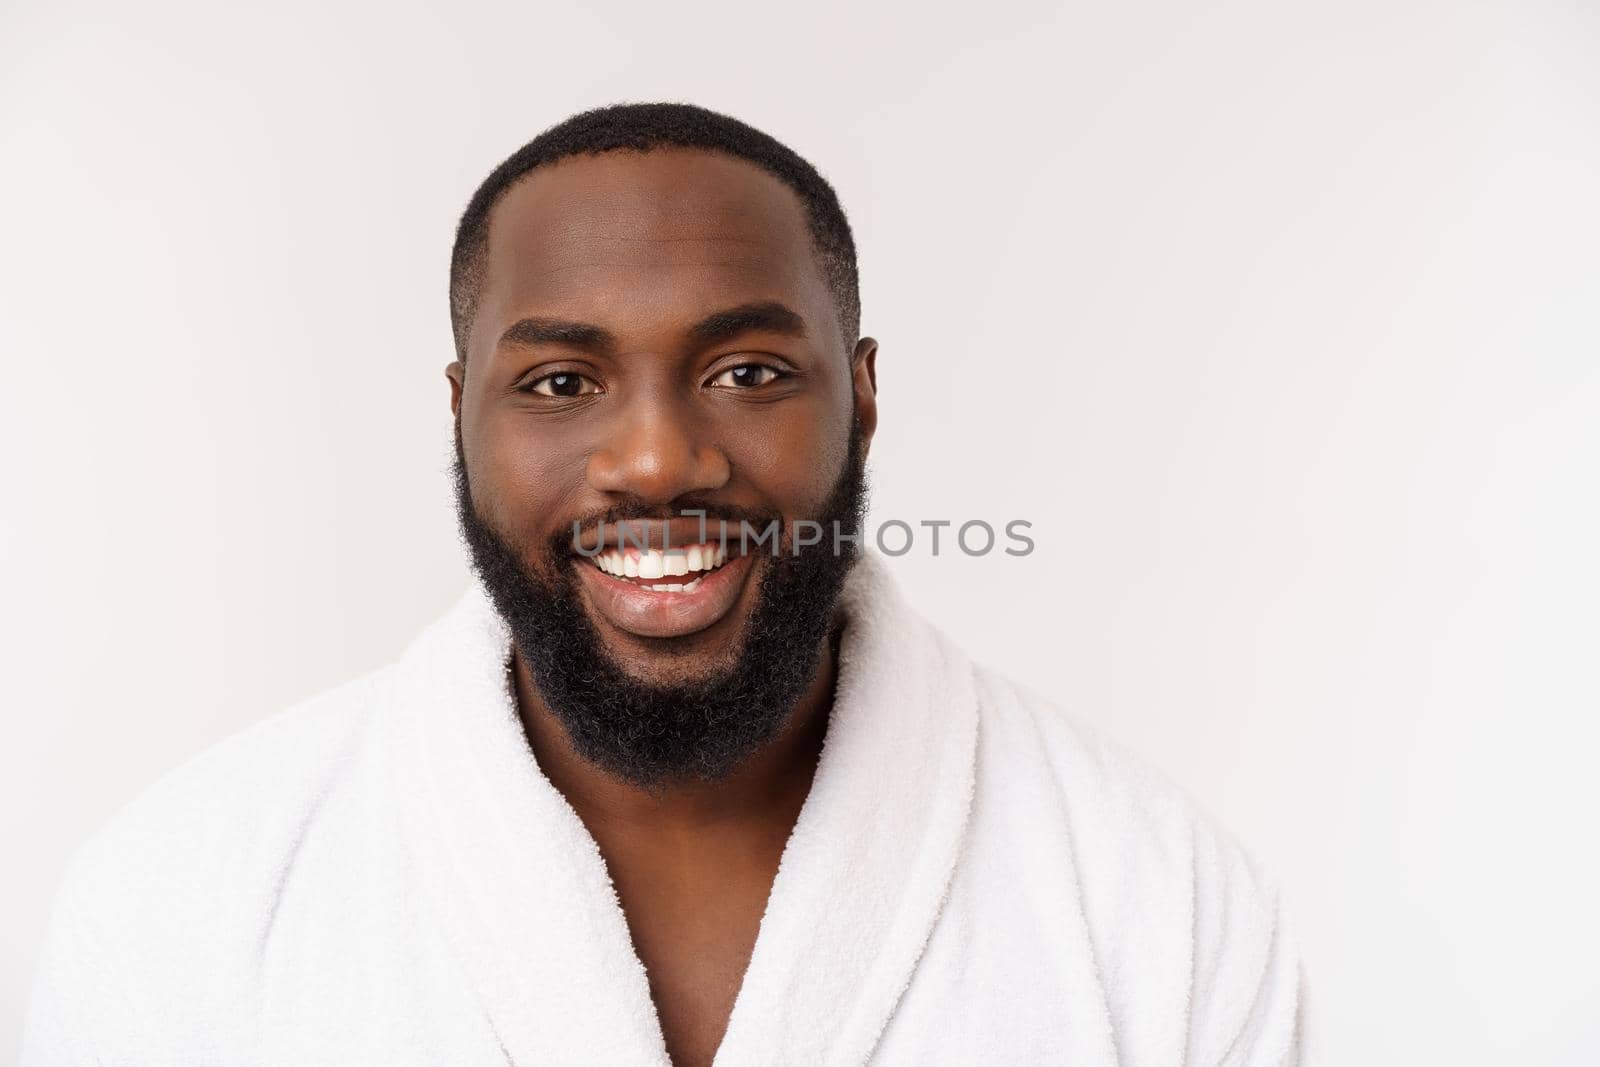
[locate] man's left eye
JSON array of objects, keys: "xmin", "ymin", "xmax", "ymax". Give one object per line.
[{"xmin": 708, "ymin": 364, "xmax": 782, "ymax": 389}]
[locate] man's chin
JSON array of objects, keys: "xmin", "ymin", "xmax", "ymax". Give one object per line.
[{"xmin": 575, "ymin": 618, "xmax": 757, "ymax": 695}]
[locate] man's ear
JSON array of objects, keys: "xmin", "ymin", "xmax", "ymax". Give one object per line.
[
  {"xmin": 446, "ymin": 361, "xmax": 465, "ymax": 418},
  {"xmin": 851, "ymin": 337, "xmax": 879, "ymax": 455}
]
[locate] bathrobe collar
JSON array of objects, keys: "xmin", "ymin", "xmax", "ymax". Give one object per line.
[{"xmin": 383, "ymin": 551, "xmax": 979, "ymax": 1065}]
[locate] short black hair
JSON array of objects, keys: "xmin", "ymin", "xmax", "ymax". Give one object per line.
[{"xmin": 448, "ymin": 102, "xmax": 861, "ymax": 361}]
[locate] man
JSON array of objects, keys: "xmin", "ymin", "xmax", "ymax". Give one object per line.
[{"xmin": 24, "ymin": 104, "xmax": 1306, "ymax": 1065}]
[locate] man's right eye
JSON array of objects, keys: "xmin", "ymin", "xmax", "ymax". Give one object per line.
[{"xmin": 527, "ymin": 372, "xmax": 601, "ymax": 398}]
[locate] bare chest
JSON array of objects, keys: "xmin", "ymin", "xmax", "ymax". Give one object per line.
[{"xmin": 608, "ymin": 856, "xmax": 781, "ymax": 1066}]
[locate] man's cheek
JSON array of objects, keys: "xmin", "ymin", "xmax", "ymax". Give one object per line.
[
  {"xmin": 733, "ymin": 442, "xmax": 839, "ymax": 510},
  {"xmin": 479, "ymin": 483, "xmax": 584, "ymax": 570}
]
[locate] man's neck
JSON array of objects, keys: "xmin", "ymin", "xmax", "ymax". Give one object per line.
[{"xmin": 508, "ymin": 625, "xmax": 840, "ymax": 833}]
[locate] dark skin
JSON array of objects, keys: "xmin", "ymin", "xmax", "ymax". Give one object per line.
[{"xmin": 446, "ymin": 149, "xmax": 878, "ymax": 1066}]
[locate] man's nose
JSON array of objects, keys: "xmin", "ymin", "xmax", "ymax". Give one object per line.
[{"xmin": 585, "ymin": 399, "xmax": 731, "ymax": 502}]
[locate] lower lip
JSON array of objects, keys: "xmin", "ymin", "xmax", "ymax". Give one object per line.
[{"xmin": 573, "ymin": 553, "xmax": 756, "ymax": 639}]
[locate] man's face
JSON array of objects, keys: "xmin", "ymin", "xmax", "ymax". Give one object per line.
[{"xmin": 448, "ymin": 148, "xmax": 876, "ymax": 705}]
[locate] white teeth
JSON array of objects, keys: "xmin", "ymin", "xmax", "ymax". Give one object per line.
[
  {"xmin": 683, "ymin": 543, "xmax": 727, "ymax": 574},
  {"xmin": 592, "ymin": 551, "xmax": 617, "ymax": 575},
  {"xmin": 590, "ymin": 543, "xmax": 731, "ymax": 579},
  {"xmin": 639, "ymin": 577, "xmax": 701, "ymax": 594}
]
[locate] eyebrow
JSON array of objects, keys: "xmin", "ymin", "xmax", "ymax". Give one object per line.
[
  {"xmin": 496, "ymin": 317, "xmax": 616, "ymax": 354},
  {"xmin": 494, "ymin": 300, "xmax": 809, "ymax": 357},
  {"xmin": 687, "ymin": 301, "xmax": 809, "ymax": 346}
]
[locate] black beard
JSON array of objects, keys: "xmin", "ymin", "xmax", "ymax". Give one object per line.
[{"xmin": 452, "ymin": 423, "xmax": 868, "ymax": 788}]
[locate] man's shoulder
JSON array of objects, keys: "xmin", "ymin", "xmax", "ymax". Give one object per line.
[
  {"xmin": 82, "ymin": 665, "xmax": 392, "ymax": 863},
  {"xmin": 53, "ymin": 663, "xmax": 398, "ymax": 952},
  {"xmin": 970, "ymin": 664, "xmax": 1306, "ymax": 1060},
  {"xmin": 26, "ymin": 664, "xmax": 404, "ymax": 1059},
  {"xmin": 976, "ymin": 662, "xmax": 1284, "ymax": 898},
  {"xmin": 972, "ymin": 664, "xmax": 1216, "ymax": 839}
]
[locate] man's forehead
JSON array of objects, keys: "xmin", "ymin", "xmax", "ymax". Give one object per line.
[
  {"xmin": 486, "ymin": 149, "xmax": 812, "ymax": 269},
  {"xmin": 476, "ymin": 148, "xmax": 832, "ymax": 344}
]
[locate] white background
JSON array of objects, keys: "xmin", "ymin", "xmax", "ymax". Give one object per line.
[{"xmin": 3, "ymin": 0, "xmax": 1597, "ymax": 1061}]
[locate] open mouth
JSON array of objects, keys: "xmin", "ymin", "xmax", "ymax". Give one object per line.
[
  {"xmin": 573, "ymin": 540, "xmax": 757, "ymax": 640},
  {"xmin": 586, "ymin": 542, "xmax": 733, "ymax": 594}
]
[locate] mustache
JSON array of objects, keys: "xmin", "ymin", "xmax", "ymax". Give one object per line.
[{"xmin": 545, "ymin": 498, "xmax": 781, "ymax": 556}]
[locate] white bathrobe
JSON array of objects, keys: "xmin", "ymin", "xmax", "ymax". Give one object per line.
[{"xmin": 23, "ymin": 552, "xmax": 1307, "ymax": 1065}]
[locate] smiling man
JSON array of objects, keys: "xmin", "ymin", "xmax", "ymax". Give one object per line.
[{"xmin": 25, "ymin": 104, "xmax": 1307, "ymax": 1065}]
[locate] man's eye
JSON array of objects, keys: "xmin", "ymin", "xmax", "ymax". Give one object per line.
[
  {"xmin": 708, "ymin": 364, "xmax": 782, "ymax": 389},
  {"xmin": 528, "ymin": 372, "xmax": 601, "ymax": 397}
]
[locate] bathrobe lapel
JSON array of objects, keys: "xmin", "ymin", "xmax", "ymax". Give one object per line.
[
  {"xmin": 385, "ymin": 575, "xmax": 670, "ymax": 1063},
  {"xmin": 383, "ymin": 552, "xmax": 979, "ymax": 1065},
  {"xmin": 713, "ymin": 555, "xmax": 979, "ymax": 1065}
]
